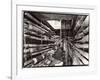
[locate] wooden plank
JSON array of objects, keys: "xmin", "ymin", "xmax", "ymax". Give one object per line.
[
  {"xmin": 73, "ymin": 41, "xmax": 88, "ymax": 44},
  {"xmin": 29, "ymin": 12, "xmax": 56, "ymax": 32},
  {"xmin": 24, "ymin": 12, "xmax": 52, "ymax": 32},
  {"xmin": 24, "ymin": 46, "xmax": 49, "ymax": 54},
  {"xmin": 24, "ymin": 44, "xmax": 55, "ymax": 49},
  {"xmin": 25, "ymin": 35, "xmax": 55, "ymax": 44},
  {"xmin": 73, "ymin": 16, "xmax": 87, "ymax": 36},
  {"xmin": 24, "ymin": 18, "xmax": 50, "ymax": 34},
  {"xmin": 75, "ymin": 27, "xmax": 89, "ymax": 40},
  {"xmin": 74, "ymin": 16, "xmax": 87, "ymax": 31},
  {"xmin": 78, "ymin": 48, "xmax": 89, "ymax": 53},
  {"xmin": 74, "ymin": 33, "xmax": 89, "ymax": 42},
  {"xmin": 74, "ymin": 43, "xmax": 88, "ymax": 49},
  {"xmin": 24, "ymin": 27, "xmax": 44, "ymax": 35},
  {"xmin": 75, "ymin": 16, "xmax": 89, "ymax": 35},
  {"xmin": 24, "ymin": 48, "xmax": 52, "ymax": 66},
  {"xmin": 31, "ymin": 48, "xmax": 52, "ymax": 56},
  {"xmin": 73, "ymin": 47, "xmax": 89, "ymax": 61}
]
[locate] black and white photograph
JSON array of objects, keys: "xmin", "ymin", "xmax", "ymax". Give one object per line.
[{"xmin": 23, "ymin": 11, "xmax": 89, "ymax": 68}]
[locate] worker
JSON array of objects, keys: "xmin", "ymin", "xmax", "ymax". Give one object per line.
[{"xmin": 49, "ymin": 44, "xmax": 65, "ymax": 66}]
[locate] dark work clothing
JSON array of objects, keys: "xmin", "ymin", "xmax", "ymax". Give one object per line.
[{"xmin": 52, "ymin": 48, "xmax": 64, "ymax": 61}]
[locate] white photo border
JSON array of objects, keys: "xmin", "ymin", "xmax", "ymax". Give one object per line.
[{"xmin": 12, "ymin": 4, "xmax": 97, "ymax": 80}]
